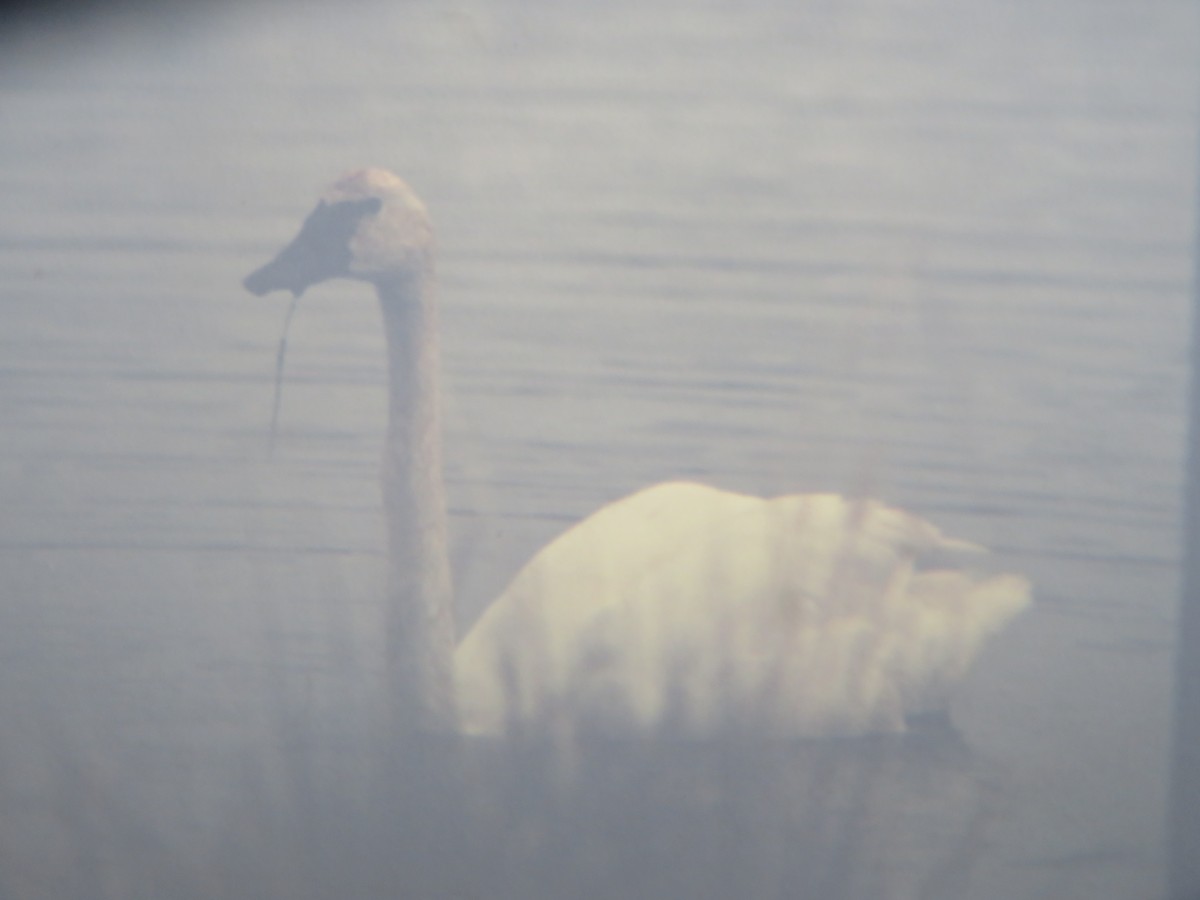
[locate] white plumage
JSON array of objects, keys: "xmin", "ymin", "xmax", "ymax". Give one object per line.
[
  {"xmin": 244, "ymin": 169, "xmax": 1030, "ymax": 740},
  {"xmin": 457, "ymin": 481, "xmax": 1028, "ymax": 737}
]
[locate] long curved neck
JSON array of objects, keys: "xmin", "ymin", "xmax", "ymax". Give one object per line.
[{"xmin": 376, "ymin": 271, "xmax": 456, "ymax": 732}]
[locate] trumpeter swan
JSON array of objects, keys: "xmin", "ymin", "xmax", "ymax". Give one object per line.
[{"xmin": 244, "ymin": 168, "xmax": 1030, "ymax": 739}]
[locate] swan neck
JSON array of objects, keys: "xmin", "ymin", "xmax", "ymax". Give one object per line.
[{"xmin": 376, "ymin": 273, "xmax": 456, "ymax": 732}]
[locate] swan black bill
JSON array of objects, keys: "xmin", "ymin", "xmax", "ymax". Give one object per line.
[
  {"xmin": 243, "ymin": 262, "xmax": 306, "ymax": 298},
  {"xmin": 243, "ymin": 196, "xmax": 384, "ymax": 298}
]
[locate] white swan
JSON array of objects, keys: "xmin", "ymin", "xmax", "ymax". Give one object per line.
[{"xmin": 244, "ymin": 168, "xmax": 1030, "ymax": 739}]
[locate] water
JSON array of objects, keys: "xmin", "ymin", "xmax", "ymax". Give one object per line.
[{"xmin": 0, "ymin": 0, "xmax": 1195, "ymax": 896}]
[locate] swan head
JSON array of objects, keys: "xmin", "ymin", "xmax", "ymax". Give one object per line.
[{"xmin": 244, "ymin": 168, "xmax": 434, "ymax": 297}]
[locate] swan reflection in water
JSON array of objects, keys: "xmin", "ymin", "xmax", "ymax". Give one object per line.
[{"xmin": 244, "ymin": 168, "xmax": 1030, "ymax": 742}]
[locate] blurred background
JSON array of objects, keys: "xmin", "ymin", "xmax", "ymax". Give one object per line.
[{"xmin": 0, "ymin": 0, "xmax": 1194, "ymax": 896}]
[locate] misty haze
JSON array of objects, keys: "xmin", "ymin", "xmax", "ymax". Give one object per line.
[{"xmin": 0, "ymin": 0, "xmax": 1193, "ymax": 898}]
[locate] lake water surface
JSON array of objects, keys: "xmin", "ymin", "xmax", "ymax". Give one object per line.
[{"xmin": 0, "ymin": 0, "xmax": 1196, "ymax": 897}]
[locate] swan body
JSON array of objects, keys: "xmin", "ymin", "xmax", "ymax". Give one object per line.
[
  {"xmin": 244, "ymin": 168, "xmax": 1031, "ymax": 739},
  {"xmin": 456, "ymin": 481, "xmax": 1028, "ymax": 738}
]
